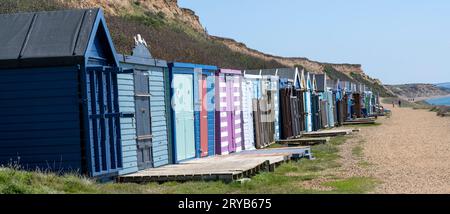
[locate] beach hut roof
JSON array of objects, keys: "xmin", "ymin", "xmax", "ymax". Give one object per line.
[
  {"xmin": 170, "ymin": 62, "xmax": 217, "ymax": 70},
  {"xmin": 259, "ymin": 68, "xmax": 277, "ymax": 76},
  {"xmin": 312, "ymin": 74, "xmax": 318, "ymax": 91},
  {"xmin": 299, "ymin": 69, "xmax": 308, "ymax": 90},
  {"xmin": 305, "ymin": 71, "xmax": 313, "ymax": 91},
  {"xmin": 275, "ymin": 68, "xmax": 294, "ymax": 79},
  {"xmin": 315, "ymin": 73, "xmax": 327, "ymax": 92},
  {"xmin": 0, "ymin": 8, "xmax": 118, "ymax": 68},
  {"xmin": 244, "ymin": 69, "xmax": 262, "ymax": 75}
]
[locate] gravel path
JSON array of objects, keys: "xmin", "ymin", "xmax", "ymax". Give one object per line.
[{"xmin": 360, "ymin": 105, "xmax": 450, "ymax": 193}]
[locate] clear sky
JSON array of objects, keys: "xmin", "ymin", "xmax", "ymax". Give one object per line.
[{"xmin": 178, "ymin": 0, "xmax": 450, "ymax": 84}]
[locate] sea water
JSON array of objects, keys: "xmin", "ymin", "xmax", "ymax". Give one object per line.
[{"xmin": 426, "ymin": 96, "xmax": 450, "ymax": 106}]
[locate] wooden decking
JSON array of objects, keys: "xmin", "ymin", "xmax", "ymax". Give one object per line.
[
  {"xmin": 343, "ymin": 120, "xmax": 376, "ymax": 125},
  {"xmin": 117, "ymin": 146, "xmax": 312, "ymax": 183},
  {"xmin": 277, "ymin": 137, "xmax": 330, "ymax": 146},
  {"xmin": 301, "ymin": 129, "xmax": 354, "ymax": 138}
]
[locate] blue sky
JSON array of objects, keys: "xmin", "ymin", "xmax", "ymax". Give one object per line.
[{"xmin": 178, "ymin": 0, "xmax": 450, "ymax": 84}]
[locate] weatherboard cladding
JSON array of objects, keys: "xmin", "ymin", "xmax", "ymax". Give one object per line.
[
  {"xmin": 117, "ymin": 72, "xmax": 138, "ymax": 175},
  {"xmin": 0, "ymin": 66, "xmax": 82, "ymax": 170},
  {"xmin": 148, "ymin": 67, "xmax": 170, "ymax": 167},
  {"xmin": 117, "ymin": 43, "xmax": 171, "ymax": 173},
  {"xmin": 0, "ymin": 9, "xmax": 123, "ymax": 177}
]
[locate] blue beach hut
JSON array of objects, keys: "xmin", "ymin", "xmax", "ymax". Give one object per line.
[
  {"xmin": 325, "ymin": 78, "xmax": 337, "ymax": 127},
  {"xmin": 302, "ymin": 70, "xmax": 313, "ymax": 132},
  {"xmin": 116, "ymin": 35, "xmax": 171, "ymax": 174},
  {"xmin": 168, "ymin": 62, "xmax": 216, "ymax": 163},
  {"xmin": 276, "ymin": 68, "xmax": 303, "ymax": 138},
  {"xmin": 0, "ymin": 9, "xmax": 123, "ymax": 177},
  {"xmin": 314, "ymin": 73, "xmax": 329, "ymax": 129}
]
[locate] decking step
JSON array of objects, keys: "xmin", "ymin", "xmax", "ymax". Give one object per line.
[
  {"xmin": 301, "ymin": 130, "xmax": 353, "ymax": 137},
  {"xmin": 343, "ymin": 120, "xmax": 376, "ymax": 125}
]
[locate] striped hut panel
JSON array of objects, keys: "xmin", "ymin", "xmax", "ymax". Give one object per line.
[
  {"xmin": 232, "ymin": 76, "xmax": 244, "ymax": 152},
  {"xmin": 225, "ymin": 77, "xmax": 235, "ymax": 153},
  {"xmin": 215, "ymin": 75, "xmax": 230, "ymax": 155}
]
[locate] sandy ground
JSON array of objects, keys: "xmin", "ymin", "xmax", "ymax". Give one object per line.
[{"xmin": 359, "ymin": 105, "xmax": 450, "ymax": 193}]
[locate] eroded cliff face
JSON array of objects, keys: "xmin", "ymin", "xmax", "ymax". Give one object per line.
[{"xmin": 61, "ymin": 0, "xmax": 205, "ymax": 31}]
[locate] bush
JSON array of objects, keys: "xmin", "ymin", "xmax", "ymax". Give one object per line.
[
  {"xmin": 108, "ymin": 15, "xmax": 285, "ymax": 69},
  {"xmin": 0, "ymin": 0, "xmax": 65, "ymax": 14}
]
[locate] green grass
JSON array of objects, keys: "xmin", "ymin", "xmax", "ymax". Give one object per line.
[
  {"xmin": 0, "ymin": 136, "xmax": 377, "ymax": 194},
  {"xmin": 267, "ymin": 143, "xmax": 285, "ymax": 149},
  {"xmin": 323, "ymin": 177, "xmax": 378, "ymax": 194},
  {"xmin": 352, "ymin": 145, "xmax": 364, "ymax": 158},
  {"xmin": 357, "ymin": 161, "xmax": 373, "ymax": 168}
]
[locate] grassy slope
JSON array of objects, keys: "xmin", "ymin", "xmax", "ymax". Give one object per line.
[
  {"xmin": 1, "ymin": 137, "xmax": 376, "ymax": 194},
  {"xmin": 350, "ymin": 72, "xmax": 393, "ymax": 97},
  {"xmin": 322, "ymin": 65, "xmax": 393, "ymax": 97}
]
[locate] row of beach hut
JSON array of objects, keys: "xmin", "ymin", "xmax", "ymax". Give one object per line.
[{"xmin": 0, "ymin": 8, "xmax": 381, "ymax": 178}]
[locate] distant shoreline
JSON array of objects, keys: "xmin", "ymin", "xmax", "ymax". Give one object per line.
[{"xmin": 405, "ymin": 94, "xmax": 450, "ymax": 102}]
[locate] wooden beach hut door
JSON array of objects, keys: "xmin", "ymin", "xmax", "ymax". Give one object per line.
[
  {"xmin": 173, "ymin": 74, "xmax": 196, "ymax": 162},
  {"xmin": 280, "ymin": 88, "xmax": 293, "ymax": 139},
  {"xmin": 199, "ymin": 74, "xmax": 208, "ymax": 157},
  {"xmin": 353, "ymin": 93, "xmax": 362, "ymax": 118},
  {"xmin": 304, "ymin": 91, "xmax": 313, "ymax": 132},
  {"xmin": 296, "ymin": 90, "xmax": 306, "ymax": 131},
  {"xmin": 134, "ymin": 70, "xmax": 153, "ymax": 170},
  {"xmin": 291, "ymin": 89, "xmax": 301, "ymax": 137}
]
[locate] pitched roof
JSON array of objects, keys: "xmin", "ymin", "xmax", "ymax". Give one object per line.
[
  {"xmin": 260, "ymin": 68, "xmax": 277, "ymax": 76},
  {"xmin": 276, "ymin": 68, "xmax": 296, "ymax": 80},
  {"xmin": 0, "ymin": 8, "xmax": 104, "ymax": 67},
  {"xmin": 244, "ymin": 69, "xmax": 262, "ymax": 75},
  {"xmin": 315, "ymin": 73, "xmax": 327, "ymax": 92}
]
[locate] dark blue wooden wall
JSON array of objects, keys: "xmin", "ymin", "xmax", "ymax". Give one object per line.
[{"xmin": 0, "ymin": 66, "xmax": 82, "ymax": 171}]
